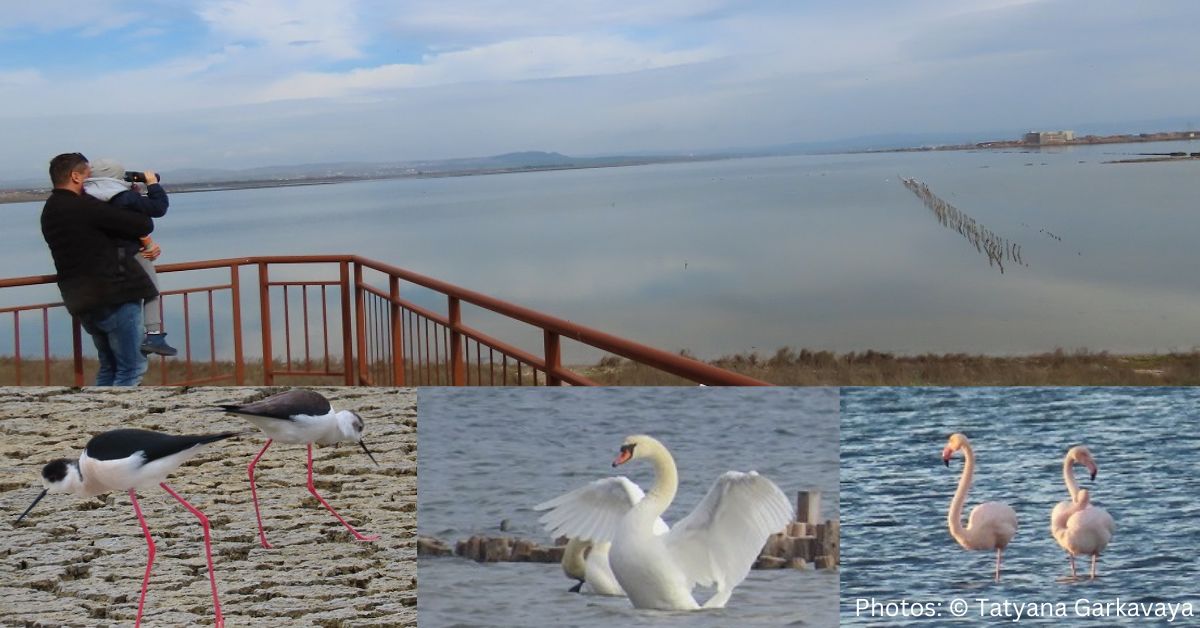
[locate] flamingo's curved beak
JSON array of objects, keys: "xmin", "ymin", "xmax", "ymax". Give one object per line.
[
  {"xmin": 941, "ymin": 447, "xmax": 953, "ymax": 467},
  {"xmin": 1086, "ymin": 460, "xmax": 1097, "ymax": 481}
]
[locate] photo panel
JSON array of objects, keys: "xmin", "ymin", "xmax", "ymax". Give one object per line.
[
  {"xmin": 417, "ymin": 386, "xmax": 839, "ymax": 627},
  {"xmin": 0, "ymin": 387, "xmax": 417, "ymax": 626},
  {"xmin": 841, "ymin": 387, "xmax": 1199, "ymax": 625}
]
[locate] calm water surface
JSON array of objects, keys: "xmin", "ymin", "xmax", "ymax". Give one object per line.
[
  {"xmin": 4, "ymin": 145, "xmax": 1200, "ymax": 358},
  {"xmin": 417, "ymin": 387, "xmax": 839, "ymax": 627},
  {"xmin": 841, "ymin": 388, "xmax": 1200, "ymax": 626}
]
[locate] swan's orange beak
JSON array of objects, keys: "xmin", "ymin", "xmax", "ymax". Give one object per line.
[
  {"xmin": 613, "ymin": 445, "xmax": 633, "ymax": 467},
  {"xmin": 941, "ymin": 446, "xmax": 953, "ymax": 467}
]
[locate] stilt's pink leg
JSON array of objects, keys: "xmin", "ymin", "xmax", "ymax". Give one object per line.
[
  {"xmin": 248, "ymin": 439, "xmax": 274, "ymax": 549},
  {"xmin": 160, "ymin": 483, "xmax": 224, "ymax": 628},
  {"xmin": 306, "ymin": 444, "xmax": 378, "ymax": 542},
  {"xmin": 129, "ymin": 489, "xmax": 155, "ymax": 628}
]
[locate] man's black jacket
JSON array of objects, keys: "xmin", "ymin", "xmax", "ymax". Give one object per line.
[{"xmin": 40, "ymin": 188, "xmax": 157, "ymax": 316}]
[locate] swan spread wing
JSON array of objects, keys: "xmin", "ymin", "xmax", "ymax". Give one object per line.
[
  {"xmin": 535, "ymin": 476, "xmax": 647, "ymax": 544},
  {"xmin": 664, "ymin": 471, "xmax": 793, "ymax": 601}
]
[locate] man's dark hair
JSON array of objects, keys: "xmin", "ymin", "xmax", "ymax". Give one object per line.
[{"xmin": 49, "ymin": 153, "xmax": 88, "ymax": 186}]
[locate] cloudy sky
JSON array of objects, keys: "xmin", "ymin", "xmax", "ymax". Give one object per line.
[{"xmin": 1, "ymin": 0, "xmax": 1197, "ymax": 180}]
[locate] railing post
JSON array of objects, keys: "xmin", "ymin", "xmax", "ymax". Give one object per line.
[
  {"xmin": 12, "ymin": 313, "xmax": 20, "ymax": 385},
  {"xmin": 230, "ymin": 264, "xmax": 245, "ymax": 385},
  {"xmin": 258, "ymin": 262, "xmax": 274, "ymax": 385},
  {"xmin": 354, "ymin": 262, "xmax": 367, "ymax": 386},
  {"xmin": 544, "ymin": 330, "xmax": 562, "ymax": 386},
  {"xmin": 71, "ymin": 316, "xmax": 84, "ymax": 386},
  {"xmin": 340, "ymin": 261, "xmax": 354, "ymax": 386},
  {"xmin": 390, "ymin": 275, "xmax": 404, "ymax": 386},
  {"xmin": 448, "ymin": 297, "xmax": 465, "ymax": 385}
]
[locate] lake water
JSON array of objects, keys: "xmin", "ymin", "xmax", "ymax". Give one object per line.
[
  {"xmin": 3, "ymin": 144, "xmax": 1200, "ymax": 359},
  {"xmin": 416, "ymin": 386, "xmax": 840, "ymax": 627},
  {"xmin": 840, "ymin": 387, "xmax": 1200, "ymax": 626}
]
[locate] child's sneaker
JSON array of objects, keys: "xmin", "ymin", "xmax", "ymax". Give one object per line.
[{"xmin": 141, "ymin": 332, "xmax": 178, "ymax": 357}]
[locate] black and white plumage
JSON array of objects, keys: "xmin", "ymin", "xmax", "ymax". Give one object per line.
[
  {"xmin": 219, "ymin": 388, "xmax": 379, "ymax": 548},
  {"xmin": 17, "ymin": 428, "xmax": 241, "ymax": 517},
  {"xmin": 219, "ymin": 388, "xmax": 377, "ymax": 460},
  {"xmin": 15, "ymin": 428, "xmax": 238, "ymax": 628}
]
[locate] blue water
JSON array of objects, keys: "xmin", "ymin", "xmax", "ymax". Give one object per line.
[
  {"xmin": 840, "ymin": 388, "xmax": 1200, "ymax": 626},
  {"xmin": 417, "ymin": 387, "xmax": 839, "ymax": 627},
  {"xmin": 4, "ymin": 145, "xmax": 1200, "ymax": 360}
]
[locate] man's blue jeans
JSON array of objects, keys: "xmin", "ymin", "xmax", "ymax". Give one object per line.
[{"xmin": 80, "ymin": 301, "xmax": 147, "ymax": 386}]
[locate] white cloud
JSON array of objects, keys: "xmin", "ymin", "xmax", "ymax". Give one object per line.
[
  {"xmin": 252, "ymin": 34, "xmax": 720, "ymax": 101},
  {"xmin": 195, "ymin": 0, "xmax": 364, "ymax": 60},
  {"xmin": 0, "ymin": 70, "xmax": 45, "ymax": 88},
  {"xmin": 379, "ymin": 0, "xmax": 730, "ymax": 38},
  {"xmin": 2, "ymin": 0, "xmax": 1199, "ymax": 180},
  {"xmin": 0, "ymin": 2, "xmax": 138, "ymax": 35}
]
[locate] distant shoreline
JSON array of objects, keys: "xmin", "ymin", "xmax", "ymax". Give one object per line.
[
  {"xmin": 855, "ymin": 129, "xmax": 1198, "ymax": 154},
  {"xmin": 3, "ymin": 131, "xmax": 1195, "ymax": 205},
  {"xmin": 0, "ymin": 156, "xmax": 722, "ymax": 205}
]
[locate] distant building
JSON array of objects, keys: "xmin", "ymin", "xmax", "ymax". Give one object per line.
[{"xmin": 1023, "ymin": 130, "xmax": 1075, "ymax": 145}]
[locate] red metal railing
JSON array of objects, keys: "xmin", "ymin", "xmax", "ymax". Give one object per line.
[{"xmin": 0, "ymin": 255, "xmax": 768, "ymax": 386}]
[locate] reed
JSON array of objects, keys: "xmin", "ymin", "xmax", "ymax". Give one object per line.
[
  {"xmin": 582, "ymin": 348, "xmax": 1200, "ymax": 386},
  {"xmin": 5, "ymin": 348, "xmax": 1199, "ymax": 386}
]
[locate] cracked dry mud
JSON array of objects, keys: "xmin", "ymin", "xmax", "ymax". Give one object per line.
[{"xmin": 0, "ymin": 386, "xmax": 416, "ymax": 627}]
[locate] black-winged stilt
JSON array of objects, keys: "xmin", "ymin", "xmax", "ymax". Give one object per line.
[
  {"xmin": 15, "ymin": 428, "xmax": 240, "ymax": 628},
  {"xmin": 218, "ymin": 388, "xmax": 379, "ymax": 548}
]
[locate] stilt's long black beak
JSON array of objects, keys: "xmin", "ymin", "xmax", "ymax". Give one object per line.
[
  {"xmin": 15, "ymin": 489, "xmax": 48, "ymax": 524},
  {"xmin": 359, "ymin": 440, "xmax": 379, "ymax": 466}
]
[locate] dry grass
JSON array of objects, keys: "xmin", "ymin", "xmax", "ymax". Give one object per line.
[
  {"xmin": 4, "ymin": 348, "xmax": 1200, "ymax": 386},
  {"xmin": 579, "ymin": 348, "xmax": 1200, "ymax": 386},
  {"xmin": 0, "ymin": 356, "xmax": 346, "ymax": 387}
]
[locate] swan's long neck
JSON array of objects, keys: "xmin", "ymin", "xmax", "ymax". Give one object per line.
[
  {"xmin": 641, "ymin": 446, "xmax": 679, "ymax": 518},
  {"xmin": 1062, "ymin": 454, "xmax": 1081, "ymax": 500},
  {"xmin": 947, "ymin": 444, "xmax": 975, "ymax": 543}
]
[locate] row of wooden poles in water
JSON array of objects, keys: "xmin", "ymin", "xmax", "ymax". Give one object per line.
[{"xmin": 900, "ymin": 177, "xmax": 1025, "ymax": 273}]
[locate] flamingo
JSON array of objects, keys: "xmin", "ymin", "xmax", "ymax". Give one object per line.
[
  {"xmin": 1050, "ymin": 445, "xmax": 1115, "ymax": 578},
  {"xmin": 941, "ymin": 433, "xmax": 1018, "ymax": 581}
]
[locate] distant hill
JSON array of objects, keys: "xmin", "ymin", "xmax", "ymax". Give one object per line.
[
  {"xmin": 2, "ymin": 115, "xmax": 1195, "ymax": 189},
  {"xmin": 159, "ymin": 151, "xmax": 672, "ymax": 187}
]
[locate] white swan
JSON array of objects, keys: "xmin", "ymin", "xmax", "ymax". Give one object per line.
[
  {"xmin": 941, "ymin": 433, "xmax": 1018, "ymax": 582},
  {"xmin": 538, "ymin": 476, "xmax": 670, "ymax": 597},
  {"xmin": 536, "ymin": 434, "xmax": 793, "ymax": 610},
  {"xmin": 1050, "ymin": 445, "xmax": 1115, "ymax": 578}
]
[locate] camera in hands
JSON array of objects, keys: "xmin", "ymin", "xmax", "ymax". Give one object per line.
[{"xmin": 123, "ymin": 171, "xmax": 160, "ymax": 183}]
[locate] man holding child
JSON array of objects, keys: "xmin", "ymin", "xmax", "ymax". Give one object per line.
[{"xmin": 40, "ymin": 152, "xmax": 158, "ymax": 386}]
